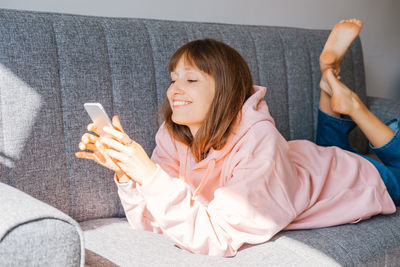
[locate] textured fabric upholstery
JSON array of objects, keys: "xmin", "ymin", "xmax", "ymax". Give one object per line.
[
  {"xmin": 1, "ymin": 8, "xmax": 399, "ymax": 266},
  {"xmin": 0, "ymin": 182, "xmax": 84, "ymax": 266},
  {"xmin": 368, "ymin": 96, "xmax": 400, "ymax": 123},
  {"xmin": 0, "ymin": 8, "xmax": 369, "ymax": 221},
  {"xmin": 1, "ymin": 219, "xmax": 82, "ymax": 266},
  {"xmin": 81, "ymin": 213, "xmax": 400, "ymax": 267}
]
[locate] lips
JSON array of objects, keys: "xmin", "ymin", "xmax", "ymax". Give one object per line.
[{"xmin": 172, "ymin": 100, "xmax": 192, "ymax": 107}]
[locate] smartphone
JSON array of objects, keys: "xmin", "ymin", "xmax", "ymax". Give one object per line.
[{"xmin": 84, "ymin": 103, "xmax": 114, "ymax": 137}]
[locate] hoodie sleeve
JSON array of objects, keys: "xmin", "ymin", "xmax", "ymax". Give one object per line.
[
  {"xmin": 115, "ymin": 122, "xmax": 180, "ymax": 234},
  {"xmin": 134, "ymin": 122, "xmax": 301, "ymax": 257},
  {"xmin": 114, "ymin": 174, "xmax": 162, "ymax": 233}
]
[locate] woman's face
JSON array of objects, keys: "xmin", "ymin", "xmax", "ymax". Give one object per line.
[{"xmin": 167, "ymin": 57, "xmax": 216, "ymax": 136}]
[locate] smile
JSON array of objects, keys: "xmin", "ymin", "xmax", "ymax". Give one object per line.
[{"xmin": 173, "ymin": 100, "xmax": 192, "ymax": 107}]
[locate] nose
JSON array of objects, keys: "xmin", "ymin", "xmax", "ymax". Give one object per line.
[{"xmin": 168, "ymin": 79, "xmax": 185, "ymax": 95}]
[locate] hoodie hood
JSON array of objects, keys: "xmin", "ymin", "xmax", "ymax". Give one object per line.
[
  {"xmin": 203, "ymin": 85, "xmax": 275, "ymax": 163},
  {"xmin": 233, "ymin": 85, "xmax": 275, "ymax": 138}
]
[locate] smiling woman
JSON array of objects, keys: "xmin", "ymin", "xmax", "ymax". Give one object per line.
[
  {"xmin": 76, "ymin": 31, "xmax": 399, "ymax": 257},
  {"xmin": 163, "ymin": 39, "xmax": 253, "ymax": 162}
]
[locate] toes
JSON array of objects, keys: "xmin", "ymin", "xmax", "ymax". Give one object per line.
[
  {"xmin": 325, "ymin": 69, "xmax": 346, "ymax": 91},
  {"xmin": 347, "ymin": 18, "xmax": 363, "ymax": 28},
  {"xmin": 340, "ymin": 18, "xmax": 363, "ymax": 28},
  {"xmin": 333, "ymin": 69, "xmax": 339, "ymax": 76},
  {"xmin": 325, "ymin": 68, "xmax": 335, "ymax": 79},
  {"xmin": 324, "ymin": 69, "xmax": 338, "ymax": 86}
]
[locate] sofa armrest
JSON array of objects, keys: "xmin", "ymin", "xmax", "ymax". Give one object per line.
[
  {"xmin": 0, "ymin": 182, "xmax": 85, "ymax": 266},
  {"xmin": 367, "ymin": 96, "xmax": 400, "ymax": 122}
]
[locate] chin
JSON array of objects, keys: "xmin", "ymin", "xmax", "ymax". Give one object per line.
[
  {"xmin": 171, "ymin": 116, "xmax": 187, "ymax": 126},
  {"xmin": 172, "ymin": 118, "xmax": 196, "ymax": 130}
]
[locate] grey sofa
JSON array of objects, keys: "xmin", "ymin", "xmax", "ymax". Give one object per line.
[{"xmin": 0, "ymin": 7, "xmax": 399, "ymax": 267}]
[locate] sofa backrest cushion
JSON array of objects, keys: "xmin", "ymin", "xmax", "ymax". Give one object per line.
[{"xmin": 0, "ymin": 9, "xmax": 367, "ymax": 221}]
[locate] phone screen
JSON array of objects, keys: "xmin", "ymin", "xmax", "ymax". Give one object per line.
[{"xmin": 84, "ymin": 103, "xmax": 114, "ymax": 137}]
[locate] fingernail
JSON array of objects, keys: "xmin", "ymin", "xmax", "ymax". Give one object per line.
[{"xmin": 79, "ymin": 143, "xmax": 85, "ymax": 150}]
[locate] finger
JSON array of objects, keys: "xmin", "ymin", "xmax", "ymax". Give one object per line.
[
  {"xmin": 95, "ymin": 140, "xmax": 107, "ymax": 154},
  {"xmin": 75, "ymin": 151, "xmax": 107, "ymax": 166},
  {"xmin": 126, "ymin": 139, "xmax": 139, "ymax": 148},
  {"xmin": 95, "ymin": 140, "xmax": 115, "ymax": 159},
  {"xmin": 103, "ymin": 126, "xmax": 124, "ymax": 140},
  {"xmin": 104, "ymin": 148, "xmax": 127, "ymax": 163},
  {"xmin": 112, "ymin": 115, "xmax": 125, "ymax": 133},
  {"xmin": 75, "ymin": 151, "xmax": 96, "ymax": 161},
  {"xmin": 91, "ymin": 144, "xmax": 107, "ymax": 163},
  {"xmin": 81, "ymin": 133, "xmax": 98, "ymax": 144},
  {"xmin": 79, "ymin": 142, "xmax": 86, "ymax": 151},
  {"xmin": 87, "ymin": 123, "xmax": 100, "ymax": 136},
  {"xmin": 115, "ymin": 162, "xmax": 128, "ymax": 176},
  {"xmin": 82, "ymin": 142, "xmax": 107, "ymax": 163},
  {"xmin": 80, "ymin": 142, "xmax": 95, "ymax": 151},
  {"xmin": 99, "ymin": 137, "xmax": 129, "ymax": 153},
  {"xmin": 79, "ymin": 141, "xmax": 102, "ymax": 151},
  {"xmin": 103, "ymin": 126, "xmax": 131, "ymax": 145}
]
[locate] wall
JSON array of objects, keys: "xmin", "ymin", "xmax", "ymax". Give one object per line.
[{"xmin": 1, "ymin": 0, "xmax": 399, "ymax": 98}]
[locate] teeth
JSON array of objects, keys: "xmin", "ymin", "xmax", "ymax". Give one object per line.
[{"xmin": 173, "ymin": 101, "xmax": 191, "ymax": 106}]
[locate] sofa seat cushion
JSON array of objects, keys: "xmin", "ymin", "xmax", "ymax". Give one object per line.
[{"xmin": 80, "ymin": 210, "xmax": 400, "ymax": 266}]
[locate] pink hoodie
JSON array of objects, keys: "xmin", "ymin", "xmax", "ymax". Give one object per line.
[{"xmin": 116, "ymin": 85, "xmax": 396, "ymax": 257}]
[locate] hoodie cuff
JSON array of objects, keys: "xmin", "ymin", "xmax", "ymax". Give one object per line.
[
  {"xmin": 137, "ymin": 164, "xmax": 163, "ymax": 190},
  {"xmin": 136, "ymin": 164, "xmax": 178, "ymax": 201},
  {"xmin": 114, "ymin": 173, "xmax": 137, "ymax": 197}
]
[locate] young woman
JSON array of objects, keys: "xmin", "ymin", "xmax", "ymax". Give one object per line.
[{"xmin": 76, "ymin": 19, "xmax": 399, "ymax": 257}]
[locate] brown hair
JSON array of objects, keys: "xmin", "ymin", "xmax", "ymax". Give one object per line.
[{"xmin": 161, "ymin": 38, "xmax": 253, "ymax": 162}]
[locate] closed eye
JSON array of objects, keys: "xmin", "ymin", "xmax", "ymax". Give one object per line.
[
  {"xmin": 187, "ymin": 80, "xmax": 197, "ymax": 83},
  {"xmin": 170, "ymin": 80, "xmax": 175, "ymax": 84}
]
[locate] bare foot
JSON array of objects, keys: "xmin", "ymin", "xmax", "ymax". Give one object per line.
[
  {"xmin": 319, "ymin": 19, "xmax": 363, "ymax": 116},
  {"xmin": 323, "ymin": 68, "xmax": 363, "ymax": 116},
  {"xmin": 320, "ymin": 73, "xmax": 333, "ymax": 96},
  {"xmin": 319, "ymin": 18, "xmax": 363, "ymax": 76},
  {"xmin": 319, "ymin": 74, "xmax": 340, "ymax": 117}
]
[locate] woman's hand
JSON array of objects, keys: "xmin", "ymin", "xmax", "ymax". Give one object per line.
[
  {"xmin": 75, "ymin": 119, "xmax": 128, "ymax": 181},
  {"xmin": 98, "ymin": 116, "xmax": 157, "ymax": 186}
]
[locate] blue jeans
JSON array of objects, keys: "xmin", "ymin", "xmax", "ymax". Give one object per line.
[{"xmin": 316, "ymin": 108, "xmax": 400, "ymax": 206}]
